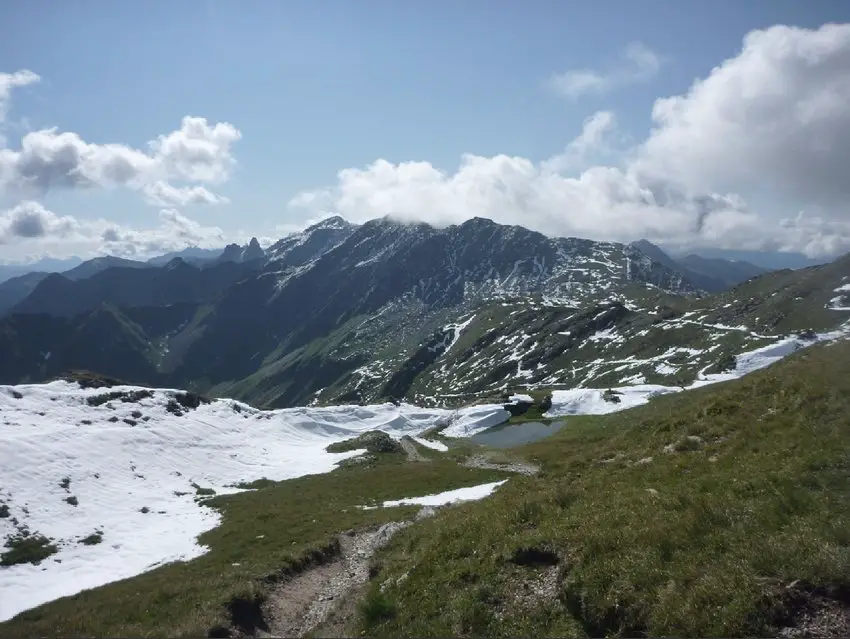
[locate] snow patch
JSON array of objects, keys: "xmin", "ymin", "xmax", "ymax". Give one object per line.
[
  {"xmin": 411, "ymin": 437, "xmax": 449, "ymax": 452},
  {"xmin": 378, "ymin": 480, "xmax": 508, "ymax": 508}
]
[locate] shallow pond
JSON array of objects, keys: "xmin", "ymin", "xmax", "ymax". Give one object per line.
[{"xmin": 469, "ymin": 420, "xmax": 567, "ymax": 449}]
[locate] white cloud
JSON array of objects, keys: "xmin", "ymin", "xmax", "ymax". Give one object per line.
[
  {"xmin": 290, "ymin": 23, "xmax": 850, "ymax": 258},
  {"xmin": 542, "ymin": 110, "xmax": 618, "ymax": 173},
  {"xmin": 0, "ymin": 115, "xmax": 240, "ymax": 202},
  {"xmin": 550, "ymin": 42, "xmax": 662, "ymax": 100},
  {"xmin": 0, "ymin": 200, "xmax": 78, "ymax": 242},
  {"xmin": 0, "ymin": 70, "xmax": 39, "ymax": 127},
  {"xmin": 142, "ymin": 181, "xmax": 228, "ymax": 207},
  {"xmin": 147, "ymin": 117, "xmax": 241, "ymax": 184},
  {"xmin": 0, "ymin": 201, "xmax": 225, "ymax": 260},
  {"xmin": 636, "ymin": 23, "xmax": 850, "ymax": 206}
]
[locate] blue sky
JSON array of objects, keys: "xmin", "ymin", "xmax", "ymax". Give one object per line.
[{"xmin": 1, "ymin": 0, "xmax": 850, "ymax": 262}]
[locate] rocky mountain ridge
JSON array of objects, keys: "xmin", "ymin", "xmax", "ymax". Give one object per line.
[{"xmin": 0, "ymin": 216, "xmax": 847, "ymax": 408}]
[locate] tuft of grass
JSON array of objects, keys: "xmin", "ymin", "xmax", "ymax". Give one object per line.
[
  {"xmin": 191, "ymin": 483, "xmax": 216, "ymax": 497},
  {"xmin": 0, "ymin": 503, "xmax": 9, "ymax": 518},
  {"xmin": 59, "ymin": 476, "xmax": 71, "ymax": 491},
  {"xmin": 64, "ymin": 496, "xmax": 78, "ymax": 506},
  {"xmin": 231, "ymin": 478, "xmax": 276, "ymax": 490},
  {"xmin": 1, "ymin": 534, "xmax": 58, "ymax": 567},
  {"xmin": 80, "ymin": 531, "xmax": 103, "ymax": 546},
  {"xmin": 357, "ymin": 589, "xmax": 397, "ymax": 630}
]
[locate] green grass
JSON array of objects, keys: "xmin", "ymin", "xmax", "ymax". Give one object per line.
[
  {"xmin": 80, "ymin": 531, "xmax": 103, "ymax": 546},
  {"xmin": 1, "ymin": 534, "xmax": 58, "ymax": 567},
  {"xmin": 0, "ymin": 456, "xmax": 508, "ymax": 637},
  {"xmin": 326, "ymin": 431, "xmax": 403, "ymax": 454},
  {"xmin": 359, "ymin": 340, "xmax": 850, "ymax": 638}
]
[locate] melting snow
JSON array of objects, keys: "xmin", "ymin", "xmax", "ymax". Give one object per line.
[
  {"xmin": 411, "ymin": 437, "xmax": 449, "ymax": 452},
  {"xmin": 0, "ymin": 385, "xmax": 508, "ymax": 621},
  {"xmin": 547, "ymin": 322, "xmax": 850, "ymax": 418},
  {"xmin": 378, "ymin": 480, "xmax": 508, "ymax": 508}
]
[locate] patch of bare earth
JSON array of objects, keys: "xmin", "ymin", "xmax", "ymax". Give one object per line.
[
  {"xmin": 777, "ymin": 583, "xmax": 850, "ymax": 639},
  {"xmin": 399, "ymin": 437, "xmax": 428, "ymax": 462},
  {"xmin": 463, "ymin": 454, "xmax": 539, "ymax": 476},
  {"xmin": 257, "ymin": 522, "xmax": 410, "ymax": 638}
]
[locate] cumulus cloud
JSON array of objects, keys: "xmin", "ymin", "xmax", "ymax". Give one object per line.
[
  {"xmin": 290, "ymin": 23, "xmax": 850, "ymax": 258},
  {"xmin": 0, "ymin": 115, "xmax": 240, "ymax": 202},
  {"xmin": 142, "ymin": 180, "xmax": 229, "ymax": 207},
  {"xmin": 550, "ymin": 42, "xmax": 662, "ymax": 100},
  {"xmin": 0, "ymin": 201, "xmax": 224, "ymax": 260},
  {"xmin": 0, "ymin": 200, "xmax": 78, "ymax": 242}
]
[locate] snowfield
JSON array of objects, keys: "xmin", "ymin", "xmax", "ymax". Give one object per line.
[
  {"xmin": 546, "ymin": 323, "xmax": 850, "ymax": 418},
  {"xmin": 0, "ymin": 384, "xmax": 507, "ymax": 621}
]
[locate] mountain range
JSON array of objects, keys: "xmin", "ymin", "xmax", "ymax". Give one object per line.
[{"xmin": 0, "ymin": 216, "xmax": 847, "ymax": 410}]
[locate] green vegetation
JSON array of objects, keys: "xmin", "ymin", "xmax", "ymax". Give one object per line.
[
  {"xmin": 1, "ymin": 534, "xmax": 58, "ymax": 567},
  {"xmin": 0, "ymin": 503, "xmax": 10, "ymax": 518},
  {"xmin": 1, "ymin": 457, "xmax": 507, "ymax": 637},
  {"xmin": 59, "ymin": 370, "xmax": 127, "ymax": 389},
  {"xmin": 360, "ymin": 340, "xmax": 850, "ymax": 637},
  {"xmin": 80, "ymin": 531, "xmax": 103, "ymax": 546},
  {"xmin": 191, "ymin": 483, "xmax": 216, "ymax": 497},
  {"xmin": 326, "ymin": 431, "xmax": 404, "ymax": 455}
]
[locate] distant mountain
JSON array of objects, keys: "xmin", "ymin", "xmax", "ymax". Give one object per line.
[
  {"xmin": 0, "ymin": 271, "xmax": 51, "ymax": 315},
  {"xmin": 0, "ymin": 256, "xmax": 156, "ymax": 315},
  {"xmin": 215, "ymin": 237, "xmax": 266, "ymax": 265},
  {"xmin": 147, "ymin": 246, "xmax": 224, "ymax": 267},
  {"xmin": 0, "ymin": 256, "xmax": 82, "ymax": 284},
  {"xmin": 669, "ymin": 247, "xmax": 828, "ymax": 271},
  {"xmin": 631, "ymin": 240, "xmax": 769, "ymax": 292},
  {"xmin": 62, "ymin": 256, "xmax": 153, "ymax": 281},
  {"xmin": 10, "ymin": 258, "xmax": 264, "ymax": 318},
  {"xmin": 676, "ymin": 254, "xmax": 767, "ymax": 287}
]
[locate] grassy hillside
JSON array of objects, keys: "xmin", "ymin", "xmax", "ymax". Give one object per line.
[{"xmin": 360, "ymin": 339, "xmax": 850, "ymax": 637}]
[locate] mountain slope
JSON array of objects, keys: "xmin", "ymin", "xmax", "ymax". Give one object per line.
[
  {"xmin": 0, "ymin": 271, "xmax": 50, "ymax": 315},
  {"xmin": 631, "ymin": 239, "xmax": 768, "ymax": 292},
  {"xmin": 147, "ymin": 246, "xmax": 224, "ymax": 267},
  {"xmin": 62, "ymin": 256, "xmax": 153, "ymax": 281},
  {"xmin": 360, "ymin": 338, "xmax": 850, "ymax": 638},
  {"xmin": 10, "ymin": 259, "xmax": 262, "ymax": 318},
  {"xmin": 677, "ymin": 253, "xmax": 768, "ymax": 288},
  {"xmin": 171, "ymin": 217, "xmax": 699, "ymax": 404}
]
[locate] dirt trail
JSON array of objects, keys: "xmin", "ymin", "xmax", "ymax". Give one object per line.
[
  {"xmin": 463, "ymin": 453, "xmax": 539, "ymax": 476},
  {"xmin": 259, "ymin": 521, "xmax": 410, "ymax": 638}
]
